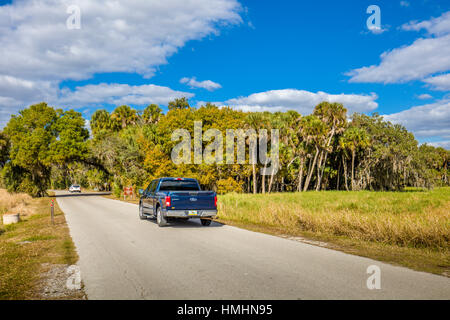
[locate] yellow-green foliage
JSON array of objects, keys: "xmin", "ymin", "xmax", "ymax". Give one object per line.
[
  {"xmin": 218, "ymin": 188, "xmax": 450, "ymax": 249},
  {"xmin": 216, "ymin": 177, "xmax": 244, "ymax": 194}
]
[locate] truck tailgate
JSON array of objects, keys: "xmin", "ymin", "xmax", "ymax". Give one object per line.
[{"xmin": 167, "ymin": 191, "xmax": 215, "ymax": 210}]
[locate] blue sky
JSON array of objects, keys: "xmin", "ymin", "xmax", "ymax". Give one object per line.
[{"xmin": 0, "ymin": 0, "xmax": 449, "ymax": 147}]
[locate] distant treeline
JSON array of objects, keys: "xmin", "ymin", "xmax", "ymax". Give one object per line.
[{"xmin": 0, "ymin": 99, "xmax": 448, "ymax": 196}]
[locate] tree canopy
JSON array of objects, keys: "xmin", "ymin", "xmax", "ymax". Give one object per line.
[{"xmin": 1, "ymin": 99, "xmax": 448, "ymax": 196}]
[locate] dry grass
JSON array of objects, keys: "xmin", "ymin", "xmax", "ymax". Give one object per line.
[
  {"xmin": 217, "ymin": 188, "xmax": 450, "ymax": 275},
  {"xmin": 0, "ymin": 189, "xmax": 34, "ymax": 218},
  {"xmin": 0, "ymin": 190, "xmax": 83, "ymax": 300}
]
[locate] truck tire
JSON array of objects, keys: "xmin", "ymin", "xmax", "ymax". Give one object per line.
[
  {"xmin": 156, "ymin": 206, "xmax": 167, "ymax": 227},
  {"xmin": 139, "ymin": 202, "xmax": 146, "ymax": 220},
  {"xmin": 200, "ymin": 219, "xmax": 212, "ymax": 226}
]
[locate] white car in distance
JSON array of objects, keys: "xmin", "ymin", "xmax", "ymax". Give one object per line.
[{"xmin": 69, "ymin": 184, "xmax": 81, "ymax": 193}]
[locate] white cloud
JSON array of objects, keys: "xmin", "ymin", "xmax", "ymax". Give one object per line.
[
  {"xmin": 180, "ymin": 77, "xmax": 222, "ymax": 91},
  {"xmin": 347, "ymin": 35, "xmax": 450, "ymax": 83},
  {"xmin": 384, "ymin": 99, "xmax": 450, "ymax": 147},
  {"xmin": 0, "ymin": 0, "xmax": 242, "ymax": 81},
  {"xmin": 0, "ymin": 75, "xmax": 60, "ymax": 127},
  {"xmin": 348, "ymin": 12, "xmax": 450, "ymax": 84},
  {"xmin": 0, "ymin": 0, "xmax": 241, "ymax": 127},
  {"xmin": 0, "ymin": 81, "xmax": 195, "ymax": 128},
  {"xmin": 212, "ymin": 89, "xmax": 378, "ymax": 115},
  {"xmin": 416, "ymin": 93, "xmax": 433, "ymax": 100},
  {"xmin": 402, "ymin": 11, "xmax": 450, "ymax": 36},
  {"xmin": 423, "ymin": 73, "xmax": 450, "ymax": 91},
  {"xmin": 366, "ymin": 25, "xmax": 389, "ymax": 35},
  {"xmin": 0, "ymin": 75, "xmax": 58, "ymax": 105},
  {"xmin": 400, "ymin": 1, "xmax": 410, "ymax": 8},
  {"xmin": 57, "ymin": 83, "xmax": 194, "ymax": 107},
  {"xmin": 429, "ymin": 140, "xmax": 450, "ymax": 149}
]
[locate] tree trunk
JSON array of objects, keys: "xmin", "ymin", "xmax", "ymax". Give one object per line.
[
  {"xmin": 268, "ymin": 162, "xmax": 276, "ymax": 193},
  {"xmin": 342, "ymin": 155, "xmax": 349, "ymax": 191},
  {"xmin": 351, "ymin": 150, "xmax": 355, "ymax": 191},
  {"xmin": 261, "ymin": 160, "xmax": 267, "ymax": 194},
  {"xmin": 252, "ymin": 163, "xmax": 257, "ymax": 194},
  {"xmin": 316, "ymin": 129, "xmax": 335, "ymax": 191},
  {"xmin": 303, "ymin": 148, "xmax": 320, "ymax": 192},
  {"xmin": 314, "ymin": 151, "xmax": 324, "ymax": 190},
  {"xmin": 317, "ymin": 151, "xmax": 329, "ymax": 191},
  {"xmin": 297, "ymin": 157, "xmax": 305, "ymax": 192},
  {"xmin": 337, "ymin": 158, "xmax": 341, "ymax": 191}
]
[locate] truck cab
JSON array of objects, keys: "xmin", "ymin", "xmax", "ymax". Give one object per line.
[{"xmin": 138, "ymin": 178, "xmax": 217, "ymax": 227}]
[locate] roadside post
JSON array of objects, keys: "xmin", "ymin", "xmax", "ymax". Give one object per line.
[{"xmin": 50, "ymin": 199, "xmax": 54, "ymax": 225}]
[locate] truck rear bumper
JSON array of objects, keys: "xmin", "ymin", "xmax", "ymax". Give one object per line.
[{"xmin": 164, "ymin": 209, "xmax": 217, "ymax": 218}]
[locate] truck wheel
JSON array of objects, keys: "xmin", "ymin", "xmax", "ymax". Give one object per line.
[
  {"xmin": 139, "ymin": 202, "xmax": 146, "ymax": 220},
  {"xmin": 156, "ymin": 207, "xmax": 167, "ymax": 227},
  {"xmin": 200, "ymin": 219, "xmax": 212, "ymax": 226}
]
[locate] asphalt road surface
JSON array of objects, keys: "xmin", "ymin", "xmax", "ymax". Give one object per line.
[{"xmin": 55, "ymin": 191, "xmax": 450, "ymax": 300}]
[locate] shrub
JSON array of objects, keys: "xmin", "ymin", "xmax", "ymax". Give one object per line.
[{"xmin": 216, "ymin": 177, "xmax": 244, "ymax": 194}]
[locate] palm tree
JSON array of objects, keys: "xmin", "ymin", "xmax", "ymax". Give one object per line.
[
  {"xmin": 142, "ymin": 104, "xmax": 162, "ymax": 125},
  {"xmin": 300, "ymin": 115, "xmax": 327, "ymax": 191},
  {"xmin": 313, "ymin": 102, "xmax": 347, "ymax": 190},
  {"xmin": 90, "ymin": 109, "xmax": 112, "ymax": 135},
  {"xmin": 245, "ymin": 113, "xmax": 264, "ymax": 194},
  {"xmin": 111, "ymin": 105, "xmax": 138, "ymax": 129},
  {"xmin": 339, "ymin": 126, "xmax": 369, "ymax": 190},
  {"xmin": 168, "ymin": 97, "xmax": 190, "ymax": 111}
]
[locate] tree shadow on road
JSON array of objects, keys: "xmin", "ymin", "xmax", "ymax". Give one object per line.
[{"xmin": 53, "ymin": 192, "xmax": 112, "ymax": 198}]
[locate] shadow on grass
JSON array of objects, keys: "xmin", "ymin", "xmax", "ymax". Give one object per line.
[{"xmin": 399, "ymin": 189, "xmax": 428, "ymax": 193}]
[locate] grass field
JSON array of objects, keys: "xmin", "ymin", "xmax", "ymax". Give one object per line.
[
  {"xmin": 217, "ymin": 188, "xmax": 450, "ymax": 276},
  {"xmin": 0, "ymin": 190, "xmax": 83, "ymax": 299}
]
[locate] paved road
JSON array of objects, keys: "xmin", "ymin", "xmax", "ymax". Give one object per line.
[{"xmin": 55, "ymin": 191, "xmax": 450, "ymax": 300}]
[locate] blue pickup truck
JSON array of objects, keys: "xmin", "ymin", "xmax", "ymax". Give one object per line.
[{"xmin": 138, "ymin": 178, "xmax": 217, "ymax": 227}]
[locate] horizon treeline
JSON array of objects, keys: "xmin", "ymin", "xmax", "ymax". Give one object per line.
[{"xmin": 0, "ymin": 98, "xmax": 448, "ymax": 197}]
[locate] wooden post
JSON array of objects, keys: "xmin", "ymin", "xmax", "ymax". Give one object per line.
[{"xmin": 51, "ymin": 200, "xmax": 54, "ymax": 225}]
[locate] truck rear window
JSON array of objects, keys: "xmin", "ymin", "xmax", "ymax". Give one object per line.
[{"xmin": 158, "ymin": 180, "xmax": 200, "ymax": 191}]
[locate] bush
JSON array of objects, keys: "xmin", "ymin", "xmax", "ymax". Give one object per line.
[
  {"xmin": 113, "ymin": 181, "xmax": 122, "ymax": 198},
  {"xmin": 216, "ymin": 177, "xmax": 243, "ymax": 195}
]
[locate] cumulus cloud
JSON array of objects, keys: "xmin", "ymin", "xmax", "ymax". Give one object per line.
[
  {"xmin": 180, "ymin": 77, "xmax": 222, "ymax": 91},
  {"xmin": 416, "ymin": 93, "xmax": 433, "ymax": 100},
  {"xmin": 384, "ymin": 99, "xmax": 450, "ymax": 148},
  {"xmin": 401, "ymin": 11, "xmax": 450, "ymax": 36},
  {"xmin": 347, "ymin": 35, "xmax": 450, "ymax": 83},
  {"xmin": 0, "ymin": 0, "xmax": 242, "ymax": 81},
  {"xmin": 423, "ymin": 73, "xmax": 450, "ymax": 91},
  {"xmin": 400, "ymin": 1, "xmax": 410, "ymax": 7},
  {"xmin": 57, "ymin": 83, "xmax": 194, "ymax": 107},
  {"xmin": 0, "ymin": 81, "xmax": 194, "ymax": 128},
  {"xmin": 429, "ymin": 141, "xmax": 450, "ymax": 149},
  {"xmin": 366, "ymin": 25, "xmax": 389, "ymax": 35},
  {"xmin": 347, "ymin": 12, "xmax": 450, "ymax": 84},
  {"xmin": 212, "ymin": 89, "xmax": 379, "ymax": 115},
  {"xmin": 0, "ymin": 0, "xmax": 241, "ymax": 127}
]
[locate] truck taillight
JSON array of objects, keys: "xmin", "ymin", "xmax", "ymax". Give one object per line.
[
  {"xmin": 214, "ymin": 195, "xmax": 217, "ymax": 207},
  {"xmin": 165, "ymin": 196, "xmax": 171, "ymax": 207}
]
